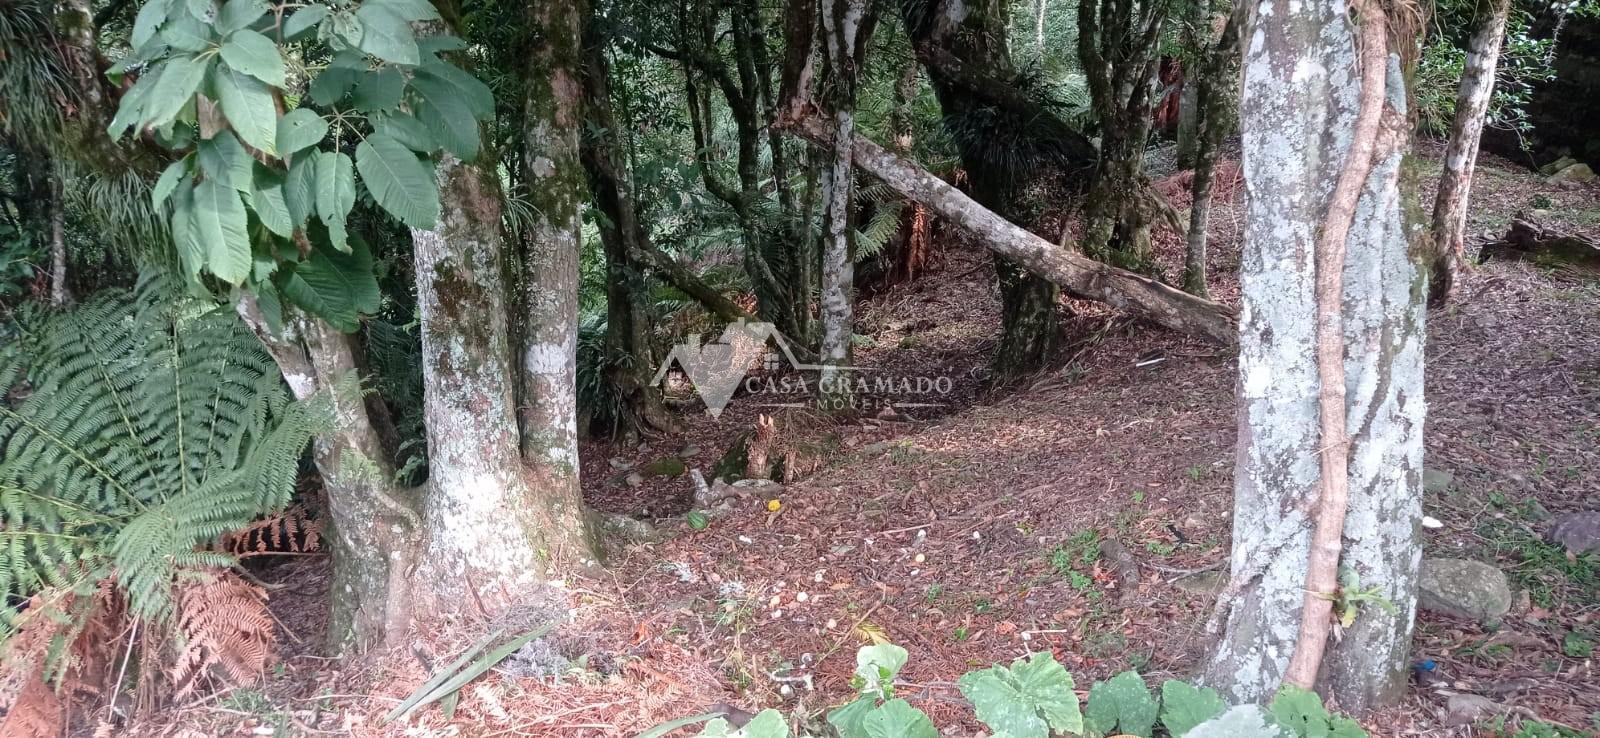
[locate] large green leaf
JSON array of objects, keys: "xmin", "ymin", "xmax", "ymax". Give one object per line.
[
  {"xmin": 314, "ymin": 151, "xmax": 356, "ymax": 249},
  {"xmin": 151, "ymin": 157, "xmax": 190, "ymax": 209},
  {"xmin": 276, "ymin": 108, "xmax": 329, "ymax": 156},
  {"xmin": 826, "ymin": 697, "xmax": 876, "ymax": 738},
  {"xmin": 249, "ymin": 166, "xmax": 292, "ymax": 238},
  {"xmin": 409, "ymin": 73, "xmax": 481, "ymax": 160},
  {"xmin": 198, "ymin": 132, "xmax": 254, "ymax": 190},
  {"xmin": 1269, "ymin": 687, "xmax": 1366, "ymax": 738},
  {"xmin": 132, "ymin": 0, "xmax": 173, "ymax": 47},
  {"xmin": 220, "ymin": 29, "xmax": 286, "ymax": 87},
  {"xmin": 159, "ymin": 10, "xmax": 213, "ymax": 52},
  {"xmin": 365, "ymin": 0, "xmax": 440, "ymax": 22},
  {"xmin": 416, "ymin": 59, "xmax": 494, "ymax": 119},
  {"xmin": 1160, "ymin": 680, "xmax": 1229, "ymax": 738},
  {"xmin": 352, "ymin": 67, "xmax": 405, "ymax": 113},
  {"xmin": 144, "ymin": 54, "xmax": 211, "ymax": 128},
  {"xmin": 1186, "ymin": 706, "xmax": 1287, "ymax": 738},
  {"xmin": 355, "ymin": 134, "xmax": 439, "ymax": 228},
  {"xmin": 109, "ymin": 66, "xmax": 161, "ymax": 138},
  {"xmin": 958, "ymin": 652, "xmax": 1081, "ymax": 738},
  {"xmin": 1084, "ymin": 671, "xmax": 1157, "ymax": 738},
  {"xmin": 216, "ymin": 0, "xmax": 267, "ymax": 34},
  {"xmin": 371, "ymin": 112, "xmax": 436, "ymax": 152},
  {"xmin": 353, "ymin": 3, "xmax": 418, "ymax": 64},
  {"xmin": 168, "ymin": 180, "xmax": 202, "ymax": 276},
  {"xmin": 283, "ymin": 156, "xmax": 318, "ymax": 228},
  {"xmin": 281, "ymin": 3, "xmax": 328, "ymax": 39},
  {"xmin": 308, "ymin": 53, "xmax": 364, "ymax": 105},
  {"xmin": 189, "ymin": 179, "xmax": 252, "ymax": 284},
  {"xmin": 211, "ymin": 65, "xmax": 277, "ymax": 154},
  {"xmin": 854, "ymin": 644, "xmax": 909, "ymax": 696},
  {"xmin": 275, "ymin": 237, "xmax": 380, "ymax": 329},
  {"xmin": 862, "ymin": 699, "xmax": 936, "ymax": 738}
]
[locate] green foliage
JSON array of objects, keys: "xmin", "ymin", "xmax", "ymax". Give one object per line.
[
  {"xmin": 0, "ymin": 273, "xmax": 319, "ymax": 632},
  {"xmin": 107, "ymin": 0, "xmax": 495, "ymax": 329},
  {"xmin": 642, "ymin": 644, "xmax": 1374, "ymax": 738},
  {"xmin": 1084, "ymin": 670, "xmax": 1158, "ymax": 737},
  {"xmin": 1415, "ymin": 1, "xmax": 1562, "ymax": 141}
]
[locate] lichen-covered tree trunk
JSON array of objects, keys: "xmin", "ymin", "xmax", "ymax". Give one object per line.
[
  {"xmin": 1430, "ymin": 0, "xmax": 1511, "ymax": 305},
  {"xmin": 236, "ymin": 299, "xmax": 418, "ymax": 651},
  {"xmin": 409, "ymin": 152, "xmax": 593, "ymax": 615},
  {"xmin": 1182, "ymin": 11, "xmax": 1239, "ymax": 298},
  {"xmin": 899, "ymin": 0, "xmax": 1063, "ymax": 378},
  {"xmin": 48, "ymin": 168, "xmax": 69, "ymax": 306},
  {"xmin": 817, "ymin": 0, "xmax": 871, "ymax": 406},
  {"xmin": 1204, "ymin": 0, "xmax": 1425, "ymax": 712},
  {"xmin": 581, "ymin": 20, "xmax": 674, "ymax": 437}
]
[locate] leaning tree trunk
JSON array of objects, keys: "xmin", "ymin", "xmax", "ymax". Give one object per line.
[
  {"xmin": 236, "ymin": 300, "xmax": 419, "ymax": 651},
  {"xmin": 48, "ymin": 168, "xmax": 69, "ymax": 306},
  {"xmin": 786, "ymin": 117, "xmax": 1237, "ymax": 343},
  {"xmin": 1203, "ymin": 0, "xmax": 1425, "ymax": 713},
  {"xmin": 1429, "ymin": 0, "xmax": 1511, "ymax": 306},
  {"xmin": 1181, "ymin": 11, "xmax": 1239, "ymax": 298},
  {"xmin": 581, "ymin": 21, "xmax": 674, "ymax": 437}
]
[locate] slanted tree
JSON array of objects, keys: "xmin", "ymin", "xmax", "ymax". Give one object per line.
[
  {"xmin": 1429, "ymin": 0, "xmax": 1513, "ymax": 305},
  {"xmin": 1205, "ymin": 0, "xmax": 1426, "ymax": 713},
  {"xmin": 1077, "ymin": 0, "xmax": 1174, "ymax": 270}
]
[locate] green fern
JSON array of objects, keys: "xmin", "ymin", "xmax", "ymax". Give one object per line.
[{"xmin": 0, "ymin": 273, "xmax": 321, "ymax": 634}]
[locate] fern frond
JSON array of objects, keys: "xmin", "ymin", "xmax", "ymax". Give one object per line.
[{"xmin": 170, "ymin": 569, "xmax": 275, "ymax": 698}]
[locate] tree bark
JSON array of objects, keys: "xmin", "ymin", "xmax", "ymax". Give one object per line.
[
  {"xmin": 48, "ymin": 169, "xmax": 69, "ymax": 306},
  {"xmin": 235, "ymin": 299, "xmax": 419, "ymax": 652},
  {"xmin": 1429, "ymin": 0, "xmax": 1511, "ymax": 306},
  {"xmin": 817, "ymin": 0, "xmax": 871, "ymax": 406},
  {"xmin": 1182, "ymin": 10, "xmax": 1240, "ymax": 298},
  {"xmin": 785, "ymin": 117, "xmax": 1237, "ymax": 344},
  {"xmin": 581, "ymin": 20, "xmax": 675, "ymax": 436},
  {"xmin": 1204, "ymin": 0, "xmax": 1425, "ymax": 712}
]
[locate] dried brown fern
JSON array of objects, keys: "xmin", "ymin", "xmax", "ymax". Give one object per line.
[
  {"xmin": 0, "ymin": 588, "xmax": 75, "ymax": 709},
  {"xmin": 218, "ymin": 504, "xmax": 322, "ymax": 556},
  {"xmin": 170, "ymin": 569, "xmax": 276, "ymax": 698},
  {"xmin": 0, "ymin": 674, "xmax": 65, "ymax": 738}
]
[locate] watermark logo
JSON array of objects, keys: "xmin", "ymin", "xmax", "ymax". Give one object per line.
[{"xmin": 651, "ymin": 319, "xmax": 952, "ymax": 416}]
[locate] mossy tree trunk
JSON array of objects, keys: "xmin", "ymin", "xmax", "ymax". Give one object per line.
[
  {"xmin": 898, "ymin": 0, "xmax": 1067, "ymax": 379},
  {"xmin": 1204, "ymin": 0, "xmax": 1425, "ymax": 713},
  {"xmin": 581, "ymin": 19, "xmax": 675, "ymax": 437},
  {"xmin": 1182, "ymin": 9, "xmax": 1240, "ymax": 298},
  {"xmin": 1077, "ymin": 0, "xmax": 1170, "ymax": 271}
]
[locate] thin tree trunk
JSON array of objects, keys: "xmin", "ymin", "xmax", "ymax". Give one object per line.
[
  {"xmin": 1181, "ymin": 10, "xmax": 1239, "ymax": 298},
  {"xmin": 817, "ymin": 0, "xmax": 869, "ymax": 406},
  {"xmin": 1430, "ymin": 0, "xmax": 1511, "ymax": 306},
  {"xmin": 235, "ymin": 299, "xmax": 419, "ymax": 651},
  {"xmin": 1204, "ymin": 0, "xmax": 1425, "ymax": 712},
  {"xmin": 1034, "ymin": 0, "xmax": 1046, "ymax": 55},
  {"xmin": 48, "ymin": 169, "xmax": 69, "ymax": 306},
  {"xmin": 785, "ymin": 116, "xmax": 1237, "ymax": 343}
]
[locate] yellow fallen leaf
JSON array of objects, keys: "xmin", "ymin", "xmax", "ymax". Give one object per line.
[{"xmin": 766, "ymin": 499, "xmax": 782, "ymax": 512}]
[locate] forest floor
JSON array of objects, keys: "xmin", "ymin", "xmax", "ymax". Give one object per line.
[{"xmin": 137, "ymin": 144, "xmax": 1600, "ymax": 738}]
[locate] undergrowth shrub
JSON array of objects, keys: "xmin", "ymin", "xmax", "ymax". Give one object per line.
[
  {"xmin": 647, "ymin": 643, "xmax": 1367, "ymax": 738},
  {"xmin": 0, "ymin": 273, "xmax": 321, "ymax": 733}
]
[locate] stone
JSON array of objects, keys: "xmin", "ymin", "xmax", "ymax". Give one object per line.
[
  {"xmin": 1173, "ymin": 570, "xmax": 1228, "ymax": 596},
  {"xmin": 1547, "ymin": 162, "xmax": 1596, "ymax": 184},
  {"xmin": 1418, "ymin": 558, "xmax": 1513, "ymax": 623},
  {"xmin": 623, "ymin": 472, "xmax": 645, "ymax": 488},
  {"xmin": 608, "ymin": 457, "xmax": 631, "ymax": 470},
  {"xmin": 596, "ymin": 512, "xmax": 663, "ymax": 543},
  {"xmin": 1443, "ymin": 694, "xmax": 1504, "ymax": 726},
  {"xmin": 1539, "ymin": 155, "xmax": 1577, "ymax": 176},
  {"xmin": 679, "ymin": 443, "xmax": 702, "ymax": 458},
  {"xmin": 1422, "ymin": 469, "xmax": 1454, "ymax": 493},
  {"xmin": 731, "ymin": 478, "xmax": 783, "ymax": 497},
  {"xmin": 1546, "ymin": 511, "xmax": 1600, "ymax": 555}
]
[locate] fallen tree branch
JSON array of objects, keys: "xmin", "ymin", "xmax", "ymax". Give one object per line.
[{"xmin": 779, "ymin": 116, "xmax": 1238, "ymax": 345}]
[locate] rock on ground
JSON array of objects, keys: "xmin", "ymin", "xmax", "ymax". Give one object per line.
[
  {"xmin": 1547, "ymin": 511, "xmax": 1600, "ymax": 555},
  {"xmin": 1418, "ymin": 557, "xmax": 1513, "ymax": 623}
]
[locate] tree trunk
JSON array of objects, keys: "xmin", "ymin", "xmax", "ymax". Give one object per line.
[
  {"xmin": 235, "ymin": 299, "xmax": 419, "ymax": 652},
  {"xmin": 1077, "ymin": 0, "xmax": 1167, "ymax": 270},
  {"xmin": 1203, "ymin": 0, "xmax": 1425, "ymax": 712},
  {"xmin": 48, "ymin": 169, "xmax": 69, "ymax": 306},
  {"xmin": 581, "ymin": 21, "xmax": 675, "ymax": 436},
  {"xmin": 1181, "ymin": 10, "xmax": 1240, "ymax": 298},
  {"xmin": 409, "ymin": 152, "xmax": 594, "ymax": 616},
  {"xmin": 817, "ymin": 0, "xmax": 870, "ymax": 407},
  {"xmin": 1429, "ymin": 0, "xmax": 1511, "ymax": 306},
  {"xmin": 785, "ymin": 116, "xmax": 1237, "ymax": 343}
]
